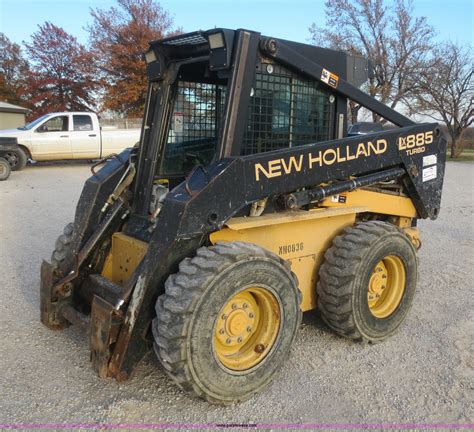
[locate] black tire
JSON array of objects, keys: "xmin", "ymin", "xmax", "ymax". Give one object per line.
[
  {"xmin": 317, "ymin": 221, "xmax": 418, "ymax": 343},
  {"xmin": 153, "ymin": 241, "xmax": 302, "ymax": 404},
  {"xmin": 5, "ymin": 147, "xmax": 27, "ymax": 171},
  {"xmin": 51, "ymin": 223, "xmax": 74, "ymax": 272},
  {"xmin": 0, "ymin": 157, "xmax": 11, "ymax": 180}
]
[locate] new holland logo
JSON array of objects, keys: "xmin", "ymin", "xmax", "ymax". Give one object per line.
[{"xmin": 254, "ymin": 139, "xmax": 388, "ymax": 181}]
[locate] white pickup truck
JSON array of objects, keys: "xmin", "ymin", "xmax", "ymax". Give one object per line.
[{"xmin": 0, "ymin": 112, "xmax": 140, "ymax": 170}]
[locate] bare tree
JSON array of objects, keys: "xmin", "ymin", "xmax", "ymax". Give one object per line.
[
  {"xmin": 410, "ymin": 43, "xmax": 473, "ymax": 158},
  {"xmin": 309, "ymin": 0, "xmax": 434, "ymax": 124}
]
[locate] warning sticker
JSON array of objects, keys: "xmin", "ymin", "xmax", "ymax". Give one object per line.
[
  {"xmin": 173, "ymin": 112, "xmax": 184, "ymax": 134},
  {"xmin": 422, "ymin": 165, "xmax": 437, "ymax": 182},
  {"xmin": 321, "ymin": 68, "xmax": 339, "ymax": 88},
  {"xmin": 331, "ymin": 194, "xmax": 347, "ymax": 203},
  {"xmin": 423, "ymin": 154, "xmax": 437, "ymax": 167}
]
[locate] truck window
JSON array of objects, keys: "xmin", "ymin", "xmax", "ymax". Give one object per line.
[
  {"xmin": 242, "ymin": 64, "xmax": 334, "ymax": 155},
  {"xmin": 73, "ymin": 115, "xmax": 93, "ymax": 131},
  {"xmin": 37, "ymin": 116, "xmax": 69, "ymax": 133}
]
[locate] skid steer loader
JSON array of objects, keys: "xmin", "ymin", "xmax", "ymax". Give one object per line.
[{"xmin": 40, "ymin": 29, "xmax": 447, "ymax": 404}]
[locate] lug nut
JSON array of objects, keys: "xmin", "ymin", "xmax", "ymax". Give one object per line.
[
  {"xmin": 231, "ymin": 303, "xmax": 237, "ymax": 309},
  {"xmin": 237, "ymin": 337, "xmax": 243, "ymax": 343},
  {"xmin": 248, "ymin": 313, "xmax": 254, "ymax": 318},
  {"xmin": 243, "ymin": 303, "xmax": 248, "ymax": 309},
  {"xmin": 219, "ymin": 329, "xmax": 225, "ymax": 335},
  {"xmin": 226, "ymin": 338, "xmax": 232, "ymax": 344},
  {"xmin": 222, "ymin": 314, "xmax": 228, "ymax": 320},
  {"xmin": 246, "ymin": 326, "xmax": 252, "ymax": 332}
]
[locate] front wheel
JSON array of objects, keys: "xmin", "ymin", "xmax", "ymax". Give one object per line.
[
  {"xmin": 51, "ymin": 222, "xmax": 74, "ymax": 272},
  {"xmin": 153, "ymin": 242, "xmax": 302, "ymax": 404},
  {"xmin": 317, "ymin": 221, "xmax": 418, "ymax": 343}
]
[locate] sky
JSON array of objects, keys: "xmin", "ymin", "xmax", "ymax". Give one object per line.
[{"xmin": 0, "ymin": 0, "xmax": 473, "ymax": 48}]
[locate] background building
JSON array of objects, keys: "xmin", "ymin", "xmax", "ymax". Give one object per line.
[{"xmin": 0, "ymin": 102, "xmax": 31, "ymax": 129}]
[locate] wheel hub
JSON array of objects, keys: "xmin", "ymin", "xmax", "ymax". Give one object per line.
[
  {"xmin": 213, "ymin": 287, "xmax": 280, "ymax": 371},
  {"xmin": 368, "ymin": 256, "xmax": 406, "ymax": 319},
  {"xmin": 215, "ymin": 292, "xmax": 256, "ymax": 349},
  {"xmin": 4, "ymin": 152, "xmax": 18, "ymax": 167},
  {"xmin": 226, "ymin": 310, "xmax": 250, "ymax": 336},
  {"xmin": 368, "ymin": 262, "xmax": 388, "ymax": 301}
]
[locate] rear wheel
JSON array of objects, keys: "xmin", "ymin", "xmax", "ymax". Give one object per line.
[
  {"xmin": 317, "ymin": 221, "xmax": 418, "ymax": 342},
  {"xmin": 0, "ymin": 157, "xmax": 11, "ymax": 180},
  {"xmin": 5, "ymin": 147, "xmax": 27, "ymax": 171},
  {"xmin": 153, "ymin": 242, "xmax": 302, "ymax": 404}
]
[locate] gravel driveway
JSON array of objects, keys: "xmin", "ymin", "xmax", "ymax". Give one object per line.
[{"xmin": 0, "ymin": 161, "xmax": 472, "ymax": 427}]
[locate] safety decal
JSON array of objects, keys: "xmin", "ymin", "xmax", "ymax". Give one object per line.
[
  {"xmin": 173, "ymin": 112, "xmax": 184, "ymax": 134},
  {"xmin": 321, "ymin": 68, "xmax": 339, "ymax": 88},
  {"xmin": 423, "ymin": 154, "xmax": 437, "ymax": 167},
  {"xmin": 331, "ymin": 194, "xmax": 346, "ymax": 203},
  {"xmin": 422, "ymin": 165, "xmax": 437, "ymax": 182}
]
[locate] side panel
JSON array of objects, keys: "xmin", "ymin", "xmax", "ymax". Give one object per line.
[
  {"xmin": 320, "ymin": 189, "xmax": 418, "ymax": 218},
  {"xmin": 240, "ymin": 123, "xmax": 446, "ymax": 220},
  {"xmin": 210, "ymin": 208, "xmax": 357, "ymax": 311}
]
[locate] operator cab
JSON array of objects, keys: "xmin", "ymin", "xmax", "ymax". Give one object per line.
[{"xmin": 134, "ymin": 29, "xmax": 371, "ymax": 218}]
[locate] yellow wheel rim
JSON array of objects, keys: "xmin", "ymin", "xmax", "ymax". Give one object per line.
[
  {"xmin": 213, "ymin": 287, "xmax": 281, "ymax": 371},
  {"xmin": 368, "ymin": 256, "xmax": 406, "ymax": 318}
]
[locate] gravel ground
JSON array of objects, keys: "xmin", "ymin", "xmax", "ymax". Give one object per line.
[{"xmin": 0, "ymin": 161, "xmax": 472, "ymax": 427}]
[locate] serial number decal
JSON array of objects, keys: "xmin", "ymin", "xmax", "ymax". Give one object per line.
[
  {"xmin": 398, "ymin": 131, "xmax": 433, "ymax": 156},
  {"xmin": 279, "ymin": 242, "xmax": 304, "ymax": 255}
]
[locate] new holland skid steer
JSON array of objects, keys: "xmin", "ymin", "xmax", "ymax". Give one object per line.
[{"xmin": 40, "ymin": 29, "xmax": 447, "ymax": 404}]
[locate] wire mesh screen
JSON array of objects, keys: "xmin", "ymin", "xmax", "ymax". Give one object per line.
[
  {"xmin": 161, "ymin": 81, "xmax": 226, "ymax": 174},
  {"xmin": 242, "ymin": 64, "xmax": 334, "ymax": 155}
]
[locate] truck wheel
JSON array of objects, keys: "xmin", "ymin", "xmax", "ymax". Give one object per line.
[
  {"xmin": 0, "ymin": 157, "xmax": 11, "ymax": 180},
  {"xmin": 153, "ymin": 242, "xmax": 302, "ymax": 404},
  {"xmin": 51, "ymin": 222, "xmax": 74, "ymax": 272},
  {"xmin": 5, "ymin": 147, "xmax": 27, "ymax": 171},
  {"xmin": 317, "ymin": 221, "xmax": 418, "ymax": 343}
]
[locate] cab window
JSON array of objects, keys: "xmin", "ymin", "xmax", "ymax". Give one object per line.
[
  {"xmin": 242, "ymin": 65, "xmax": 334, "ymax": 155},
  {"xmin": 73, "ymin": 115, "xmax": 93, "ymax": 131},
  {"xmin": 160, "ymin": 80, "xmax": 226, "ymax": 175},
  {"xmin": 37, "ymin": 116, "xmax": 69, "ymax": 133}
]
